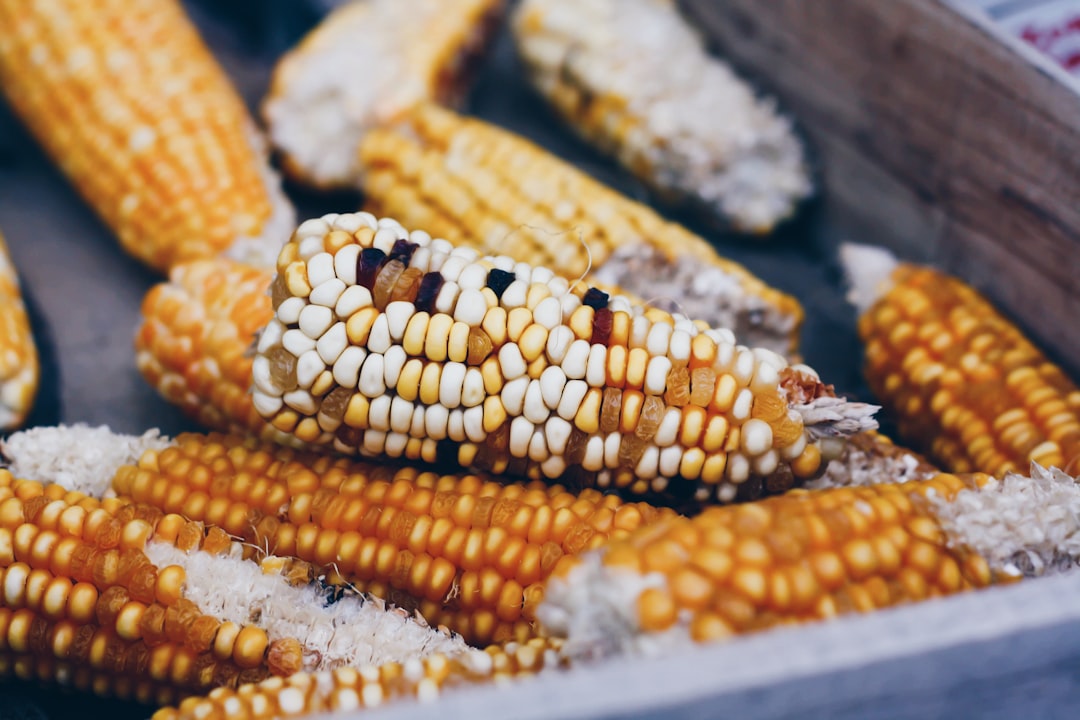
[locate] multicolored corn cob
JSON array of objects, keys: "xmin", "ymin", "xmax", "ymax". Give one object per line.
[
  {"xmin": 0, "ymin": 0, "xmax": 294, "ymax": 272},
  {"xmin": 135, "ymin": 259, "xmax": 288, "ymax": 445},
  {"xmin": 843, "ymin": 244, "xmax": 1080, "ymax": 477},
  {"xmin": 511, "ymin": 0, "xmax": 812, "ymax": 234},
  {"xmin": 109, "ymin": 431, "xmax": 675, "ymax": 646},
  {"xmin": 0, "ymin": 232, "xmax": 38, "ymax": 430},
  {"xmin": 252, "ymin": 212, "xmax": 877, "ymax": 505},
  {"xmin": 540, "ymin": 464, "xmax": 1080, "ymax": 660},
  {"xmin": 263, "ymin": 0, "xmax": 505, "ymax": 188},
  {"xmin": 359, "ymin": 104, "xmax": 804, "ymax": 355},
  {"xmin": 153, "ymin": 637, "xmax": 563, "ymax": 720}
]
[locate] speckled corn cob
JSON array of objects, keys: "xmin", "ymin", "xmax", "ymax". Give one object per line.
[
  {"xmin": 511, "ymin": 0, "xmax": 812, "ymax": 234},
  {"xmin": 0, "ymin": 232, "xmax": 38, "ymax": 430},
  {"xmin": 135, "ymin": 259, "xmax": 287, "ymax": 444},
  {"xmin": 359, "ymin": 104, "xmax": 803, "ymax": 355},
  {"xmin": 153, "ymin": 637, "xmax": 564, "ymax": 720},
  {"xmin": 540, "ymin": 464, "xmax": 1080, "ymax": 660},
  {"xmin": 0, "ymin": 0, "xmax": 294, "ymax": 272},
  {"xmin": 253, "ymin": 212, "xmax": 877, "ymax": 505},
  {"xmin": 111, "ymin": 431, "xmax": 675, "ymax": 646},
  {"xmin": 264, "ymin": 0, "xmax": 504, "ymax": 188},
  {"xmin": 843, "ymin": 244, "xmax": 1080, "ymax": 477}
]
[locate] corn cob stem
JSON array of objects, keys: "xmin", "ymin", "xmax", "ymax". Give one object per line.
[
  {"xmin": 0, "ymin": 232, "xmax": 39, "ymax": 430},
  {"xmin": 0, "ymin": 0, "xmax": 294, "ymax": 272},
  {"xmin": 511, "ymin": 0, "xmax": 812, "ymax": 234},
  {"xmin": 263, "ymin": 0, "xmax": 505, "ymax": 188},
  {"xmin": 254, "ymin": 212, "xmax": 876, "ymax": 504},
  {"xmin": 359, "ymin": 104, "xmax": 804, "ymax": 355},
  {"xmin": 539, "ymin": 464, "xmax": 1080, "ymax": 660},
  {"xmin": 843, "ymin": 244, "xmax": 1080, "ymax": 477}
]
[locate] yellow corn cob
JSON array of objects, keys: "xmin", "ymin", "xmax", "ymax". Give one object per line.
[
  {"xmin": 541, "ymin": 464, "xmax": 1080, "ymax": 659},
  {"xmin": 253, "ymin": 212, "xmax": 876, "ymax": 504},
  {"xmin": 511, "ymin": 0, "xmax": 812, "ymax": 234},
  {"xmin": 153, "ymin": 637, "xmax": 564, "ymax": 720},
  {"xmin": 135, "ymin": 259, "xmax": 289, "ymax": 445},
  {"xmin": 0, "ymin": 0, "xmax": 294, "ymax": 272},
  {"xmin": 0, "ymin": 232, "xmax": 38, "ymax": 430},
  {"xmin": 110, "ymin": 431, "xmax": 675, "ymax": 646},
  {"xmin": 359, "ymin": 104, "xmax": 804, "ymax": 355},
  {"xmin": 264, "ymin": 0, "xmax": 505, "ymax": 188},
  {"xmin": 843, "ymin": 244, "xmax": 1080, "ymax": 477}
]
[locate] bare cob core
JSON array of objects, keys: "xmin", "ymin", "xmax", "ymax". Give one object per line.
[{"xmin": 252, "ymin": 213, "xmax": 877, "ymax": 504}]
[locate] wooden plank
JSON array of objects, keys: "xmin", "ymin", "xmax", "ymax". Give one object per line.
[{"xmin": 680, "ymin": 0, "xmax": 1080, "ymax": 374}]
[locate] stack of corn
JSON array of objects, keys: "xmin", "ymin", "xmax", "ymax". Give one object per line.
[
  {"xmin": 0, "ymin": 0, "xmax": 294, "ymax": 273},
  {"xmin": 250, "ymin": 212, "xmax": 878, "ymax": 505},
  {"xmin": 0, "ymin": 232, "xmax": 37, "ymax": 430},
  {"xmin": 843, "ymin": 244, "xmax": 1080, "ymax": 477},
  {"xmin": 512, "ymin": 0, "xmax": 813, "ymax": 234},
  {"xmin": 263, "ymin": 0, "xmax": 506, "ymax": 188}
]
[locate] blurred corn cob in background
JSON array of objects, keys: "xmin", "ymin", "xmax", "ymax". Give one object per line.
[
  {"xmin": 359, "ymin": 104, "xmax": 804, "ymax": 355},
  {"xmin": 0, "ymin": 232, "xmax": 38, "ymax": 430},
  {"xmin": 511, "ymin": 0, "xmax": 812, "ymax": 235},
  {"xmin": 843, "ymin": 244, "xmax": 1080, "ymax": 477},
  {"xmin": 0, "ymin": 0, "xmax": 294, "ymax": 273},
  {"xmin": 263, "ymin": 0, "xmax": 505, "ymax": 188},
  {"xmin": 252, "ymin": 212, "xmax": 877, "ymax": 505},
  {"xmin": 540, "ymin": 464, "xmax": 1080, "ymax": 660}
]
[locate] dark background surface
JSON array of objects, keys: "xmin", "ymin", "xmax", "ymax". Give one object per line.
[{"xmin": 0, "ymin": 1, "xmax": 876, "ymax": 717}]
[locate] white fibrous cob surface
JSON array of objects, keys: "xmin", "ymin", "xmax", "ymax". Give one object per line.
[
  {"xmin": 264, "ymin": 0, "xmax": 504, "ymax": 188},
  {"xmin": 513, "ymin": 0, "xmax": 813, "ymax": 234}
]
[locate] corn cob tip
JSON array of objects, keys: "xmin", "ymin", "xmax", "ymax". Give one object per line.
[
  {"xmin": 0, "ymin": 423, "xmax": 171, "ymax": 498},
  {"xmin": 0, "ymin": 234, "xmax": 38, "ymax": 430},
  {"xmin": 511, "ymin": 0, "xmax": 812, "ymax": 234},
  {"xmin": 838, "ymin": 242, "xmax": 900, "ymax": 315},
  {"xmin": 539, "ymin": 466, "xmax": 1080, "ymax": 661},
  {"xmin": 253, "ymin": 211, "xmax": 870, "ymax": 504},
  {"xmin": 263, "ymin": 0, "xmax": 505, "ymax": 188},
  {"xmin": 807, "ymin": 431, "xmax": 938, "ymax": 491}
]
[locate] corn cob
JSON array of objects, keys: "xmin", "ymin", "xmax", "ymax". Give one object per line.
[
  {"xmin": 511, "ymin": 0, "xmax": 812, "ymax": 235},
  {"xmin": 135, "ymin": 260, "xmax": 291, "ymax": 445},
  {"xmin": 253, "ymin": 212, "xmax": 877, "ymax": 505},
  {"xmin": 358, "ymin": 104, "xmax": 804, "ymax": 355},
  {"xmin": 109, "ymin": 431, "xmax": 675, "ymax": 646},
  {"xmin": 0, "ymin": 450, "xmax": 489, "ymax": 708},
  {"xmin": 263, "ymin": 0, "xmax": 505, "ymax": 188},
  {"xmin": 153, "ymin": 637, "xmax": 564, "ymax": 720},
  {"xmin": 0, "ymin": 0, "xmax": 294, "ymax": 272},
  {"xmin": 0, "ymin": 232, "xmax": 38, "ymax": 430},
  {"xmin": 843, "ymin": 244, "xmax": 1080, "ymax": 477},
  {"xmin": 540, "ymin": 464, "xmax": 1080, "ymax": 660}
]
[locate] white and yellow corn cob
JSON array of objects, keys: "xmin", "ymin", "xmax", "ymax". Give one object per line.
[
  {"xmin": 263, "ymin": 0, "xmax": 505, "ymax": 188},
  {"xmin": 360, "ymin": 104, "xmax": 804, "ymax": 355},
  {"xmin": 0, "ymin": 232, "xmax": 38, "ymax": 430},
  {"xmin": 0, "ymin": 0, "xmax": 295, "ymax": 272},
  {"xmin": 252, "ymin": 212, "xmax": 878, "ymax": 505},
  {"xmin": 512, "ymin": 0, "xmax": 812, "ymax": 234}
]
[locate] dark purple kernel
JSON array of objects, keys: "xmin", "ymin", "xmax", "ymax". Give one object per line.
[
  {"xmin": 388, "ymin": 239, "xmax": 419, "ymax": 265},
  {"xmin": 592, "ymin": 307, "xmax": 613, "ymax": 346},
  {"xmin": 583, "ymin": 287, "xmax": 610, "ymax": 310},
  {"xmin": 356, "ymin": 248, "xmax": 387, "ymax": 290},
  {"xmin": 415, "ymin": 272, "xmax": 445, "ymax": 313},
  {"xmin": 485, "ymin": 269, "xmax": 515, "ymax": 298}
]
